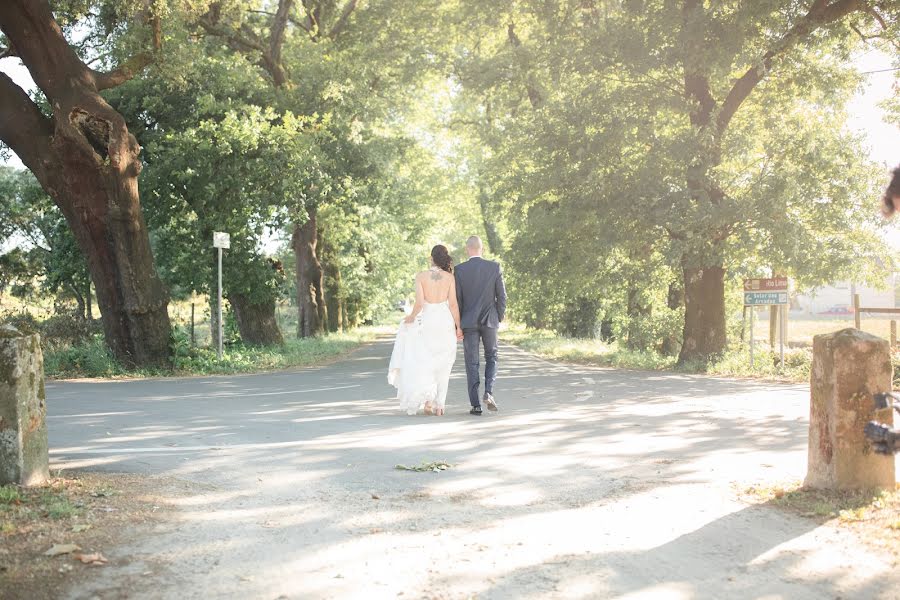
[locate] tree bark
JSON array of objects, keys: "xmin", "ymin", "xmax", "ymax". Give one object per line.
[
  {"xmin": 478, "ymin": 185, "xmax": 504, "ymax": 256},
  {"xmin": 0, "ymin": 1, "xmax": 171, "ymax": 368},
  {"xmin": 86, "ymin": 281, "xmax": 93, "ymax": 321},
  {"xmin": 292, "ymin": 208, "xmax": 326, "ymax": 337},
  {"xmin": 231, "ymin": 293, "xmax": 284, "ymax": 346},
  {"xmin": 324, "ymin": 256, "xmax": 343, "ymax": 333},
  {"xmin": 677, "ymin": 264, "xmax": 726, "ymax": 366},
  {"xmin": 625, "ymin": 286, "xmax": 652, "ymax": 351}
]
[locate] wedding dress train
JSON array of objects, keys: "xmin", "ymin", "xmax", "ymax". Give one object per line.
[{"xmin": 388, "ymin": 301, "xmax": 457, "ymax": 415}]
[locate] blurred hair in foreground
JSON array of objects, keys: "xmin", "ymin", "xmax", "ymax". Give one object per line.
[{"xmin": 882, "ymin": 165, "xmax": 900, "ymax": 217}]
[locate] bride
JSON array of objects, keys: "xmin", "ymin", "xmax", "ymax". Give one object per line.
[{"xmin": 388, "ymin": 244, "xmax": 463, "ymax": 416}]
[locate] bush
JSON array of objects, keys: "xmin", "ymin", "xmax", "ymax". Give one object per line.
[
  {"xmin": 0, "ymin": 309, "xmax": 40, "ymax": 334},
  {"xmin": 707, "ymin": 344, "xmax": 811, "ymax": 381},
  {"xmin": 39, "ymin": 304, "xmax": 100, "ymax": 349},
  {"xmin": 43, "ymin": 335, "xmax": 125, "ymax": 378},
  {"xmin": 619, "ymin": 307, "xmax": 684, "ymax": 356}
]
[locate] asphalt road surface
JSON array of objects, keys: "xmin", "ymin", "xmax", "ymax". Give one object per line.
[{"xmin": 47, "ymin": 339, "xmax": 900, "ymax": 600}]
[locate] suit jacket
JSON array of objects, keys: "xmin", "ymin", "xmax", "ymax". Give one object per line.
[{"xmin": 454, "ymin": 256, "xmax": 507, "ymax": 330}]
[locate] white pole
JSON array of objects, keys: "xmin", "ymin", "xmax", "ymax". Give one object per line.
[
  {"xmin": 217, "ymin": 246, "xmax": 223, "ymax": 360},
  {"xmin": 779, "ymin": 304, "xmax": 785, "ymax": 371}
]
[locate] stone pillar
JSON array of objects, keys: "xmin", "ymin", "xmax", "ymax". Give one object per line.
[
  {"xmin": 0, "ymin": 325, "xmax": 49, "ymax": 486},
  {"xmin": 805, "ymin": 328, "xmax": 895, "ymax": 490}
]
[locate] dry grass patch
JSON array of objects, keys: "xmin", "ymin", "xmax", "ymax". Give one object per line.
[
  {"xmin": 0, "ymin": 471, "xmax": 188, "ymax": 600},
  {"xmin": 739, "ymin": 481, "xmax": 900, "ymax": 559}
]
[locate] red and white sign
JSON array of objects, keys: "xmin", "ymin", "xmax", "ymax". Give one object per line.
[{"xmin": 743, "ymin": 277, "xmax": 788, "ymax": 292}]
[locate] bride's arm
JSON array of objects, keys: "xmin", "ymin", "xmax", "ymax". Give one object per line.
[
  {"xmin": 404, "ymin": 275, "xmax": 425, "ymax": 324},
  {"xmin": 448, "ymin": 276, "xmax": 463, "ymax": 339}
]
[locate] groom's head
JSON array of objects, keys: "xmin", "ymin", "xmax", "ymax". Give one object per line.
[{"xmin": 466, "ymin": 236, "xmax": 483, "ymax": 258}]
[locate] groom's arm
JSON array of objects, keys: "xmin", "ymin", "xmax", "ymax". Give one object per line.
[
  {"xmin": 454, "ymin": 267, "xmax": 463, "ymax": 313},
  {"xmin": 495, "ymin": 266, "xmax": 507, "ymax": 323}
]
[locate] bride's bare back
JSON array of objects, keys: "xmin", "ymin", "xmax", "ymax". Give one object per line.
[
  {"xmin": 405, "ymin": 268, "xmax": 462, "ymax": 339},
  {"xmin": 418, "ymin": 268, "xmax": 454, "ymax": 303}
]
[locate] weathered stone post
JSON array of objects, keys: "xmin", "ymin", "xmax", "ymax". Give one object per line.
[
  {"xmin": 0, "ymin": 325, "xmax": 49, "ymax": 486},
  {"xmin": 805, "ymin": 328, "xmax": 895, "ymax": 490}
]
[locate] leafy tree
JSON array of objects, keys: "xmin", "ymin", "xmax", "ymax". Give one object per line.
[
  {"xmin": 0, "ymin": 167, "xmax": 93, "ymax": 316},
  {"xmin": 0, "ymin": 0, "xmax": 175, "ymax": 366},
  {"xmin": 450, "ymin": 0, "xmax": 898, "ymax": 362}
]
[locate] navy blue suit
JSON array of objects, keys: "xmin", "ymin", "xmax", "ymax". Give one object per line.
[{"xmin": 454, "ymin": 256, "xmax": 507, "ymax": 407}]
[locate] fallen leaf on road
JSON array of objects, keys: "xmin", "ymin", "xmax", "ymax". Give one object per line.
[
  {"xmin": 395, "ymin": 461, "xmax": 452, "ymax": 472},
  {"xmin": 371, "ymin": 493, "xmax": 380, "ymax": 500},
  {"xmin": 44, "ymin": 544, "xmax": 80, "ymax": 557},
  {"xmin": 240, "ymin": 575, "xmax": 254, "ymax": 582},
  {"xmin": 261, "ymin": 520, "xmax": 278, "ymax": 528},
  {"xmin": 74, "ymin": 552, "xmax": 107, "ymax": 565},
  {"xmin": 72, "ymin": 524, "xmax": 92, "ymax": 533}
]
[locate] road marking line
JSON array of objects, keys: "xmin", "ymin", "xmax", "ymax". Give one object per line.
[
  {"xmin": 146, "ymin": 384, "xmax": 361, "ymax": 400},
  {"xmin": 51, "ymin": 440, "xmax": 316, "ymax": 454}
]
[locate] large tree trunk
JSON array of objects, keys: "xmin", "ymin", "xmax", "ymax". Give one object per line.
[
  {"xmin": 0, "ymin": 1, "xmax": 171, "ymax": 368},
  {"xmin": 477, "ymin": 185, "xmax": 503, "ymax": 256},
  {"xmin": 324, "ymin": 259, "xmax": 343, "ymax": 333},
  {"xmin": 677, "ymin": 264, "xmax": 726, "ymax": 366},
  {"xmin": 625, "ymin": 286, "xmax": 652, "ymax": 351},
  {"xmin": 231, "ymin": 293, "xmax": 283, "ymax": 346},
  {"xmin": 85, "ymin": 281, "xmax": 93, "ymax": 321},
  {"xmin": 70, "ymin": 284, "xmax": 87, "ymax": 321},
  {"xmin": 292, "ymin": 208, "xmax": 326, "ymax": 338}
]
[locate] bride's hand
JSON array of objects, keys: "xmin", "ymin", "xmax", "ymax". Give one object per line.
[
  {"xmin": 404, "ymin": 314, "xmax": 416, "ymax": 325},
  {"xmin": 455, "ymin": 326, "xmax": 464, "ymax": 341}
]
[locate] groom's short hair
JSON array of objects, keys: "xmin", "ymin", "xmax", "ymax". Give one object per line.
[{"xmin": 466, "ymin": 236, "xmax": 483, "ymax": 251}]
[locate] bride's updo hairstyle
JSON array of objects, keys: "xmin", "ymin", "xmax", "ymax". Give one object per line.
[{"xmin": 431, "ymin": 245, "xmax": 453, "ymax": 273}]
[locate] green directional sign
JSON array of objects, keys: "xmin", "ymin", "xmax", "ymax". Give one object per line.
[{"xmin": 744, "ymin": 291, "xmax": 788, "ymax": 306}]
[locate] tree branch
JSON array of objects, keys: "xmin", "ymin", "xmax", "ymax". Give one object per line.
[
  {"xmin": 266, "ymin": 0, "xmax": 294, "ymax": 87},
  {"xmin": 681, "ymin": 0, "xmax": 717, "ymax": 127},
  {"xmin": 507, "ymin": 22, "xmax": 544, "ymax": 109},
  {"xmin": 198, "ymin": 14, "xmax": 266, "ymax": 53},
  {"xmin": 93, "ymin": 52, "xmax": 154, "ymax": 91},
  {"xmin": 716, "ymin": 0, "xmax": 865, "ymax": 134},
  {"xmin": 0, "ymin": 73, "xmax": 53, "ymax": 174},
  {"xmin": 329, "ymin": 0, "xmax": 359, "ymax": 39},
  {"xmin": 92, "ymin": 6, "xmax": 162, "ymax": 90}
]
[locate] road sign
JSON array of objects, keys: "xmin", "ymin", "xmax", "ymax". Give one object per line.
[
  {"xmin": 743, "ymin": 277, "xmax": 787, "ymax": 292},
  {"xmin": 213, "ymin": 231, "xmax": 231, "ymax": 249},
  {"xmin": 744, "ymin": 291, "xmax": 788, "ymax": 306}
]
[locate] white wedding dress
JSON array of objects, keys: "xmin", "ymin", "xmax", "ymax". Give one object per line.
[{"xmin": 388, "ymin": 300, "xmax": 457, "ymax": 415}]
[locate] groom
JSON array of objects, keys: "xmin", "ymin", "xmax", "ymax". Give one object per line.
[{"xmin": 454, "ymin": 236, "xmax": 507, "ymax": 415}]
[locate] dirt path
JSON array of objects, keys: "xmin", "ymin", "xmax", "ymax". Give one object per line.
[{"xmin": 45, "ymin": 340, "xmax": 899, "ymax": 599}]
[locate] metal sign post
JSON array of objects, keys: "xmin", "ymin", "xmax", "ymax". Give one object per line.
[
  {"xmin": 744, "ymin": 277, "xmax": 789, "ymax": 370},
  {"xmin": 750, "ymin": 307, "xmax": 755, "ymax": 368},
  {"xmin": 213, "ymin": 232, "xmax": 231, "ymax": 360}
]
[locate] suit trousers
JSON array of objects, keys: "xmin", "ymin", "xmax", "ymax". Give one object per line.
[{"xmin": 463, "ymin": 326, "xmax": 498, "ymax": 407}]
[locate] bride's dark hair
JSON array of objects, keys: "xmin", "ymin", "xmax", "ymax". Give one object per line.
[{"xmin": 431, "ymin": 245, "xmax": 453, "ymax": 273}]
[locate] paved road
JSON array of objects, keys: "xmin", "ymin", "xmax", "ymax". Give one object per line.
[{"xmin": 48, "ymin": 339, "xmax": 899, "ymax": 599}]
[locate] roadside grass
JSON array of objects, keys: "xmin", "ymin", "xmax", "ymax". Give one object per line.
[
  {"xmin": 504, "ymin": 323, "xmax": 900, "ymax": 385},
  {"xmin": 44, "ymin": 326, "xmax": 384, "ymax": 379},
  {"xmin": 0, "ymin": 473, "xmax": 190, "ymax": 600},
  {"xmin": 739, "ymin": 481, "xmax": 900, "ymax": 559},
  {"xmin": 1, "ymin": 479, "xmax": 84, "ymax": 533},
  {"xmin": 503, "ymin": 324, "xmax": 812, "ymax": 381},
  {"xmin": 502, "ymin": 326, "xmax": 676, "ymax": 371}
]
